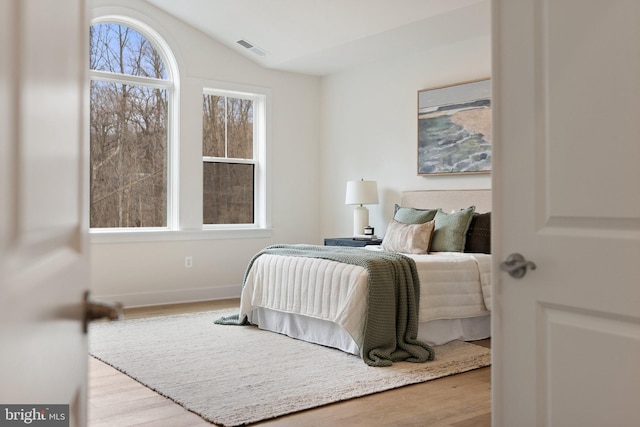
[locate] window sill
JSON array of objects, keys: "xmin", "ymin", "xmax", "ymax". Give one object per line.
[{"xmin": 90, "ymin": 228, "xmax": 273, "ymax": 244}]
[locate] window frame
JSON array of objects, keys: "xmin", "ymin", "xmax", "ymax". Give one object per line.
[
  {"xmin": 202, "ymin": 88, "xmax": 266, "ymax": 230},
  {"xmin": 88, "ymin": 16, "xmax": 179, "ymax": 235},
  {"xmin": 87, "ymin": 18, "xmax": 272, "ymax": 244}
]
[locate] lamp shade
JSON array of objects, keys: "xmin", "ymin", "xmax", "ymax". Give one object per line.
[{"xmin": 345, "ymin": 180, "xmax": 379, "ymax": 205}]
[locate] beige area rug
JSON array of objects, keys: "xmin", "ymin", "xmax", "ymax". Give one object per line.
[{"xmin": 89, "ymin": 309, "xmax": 490, "ymax": 426}]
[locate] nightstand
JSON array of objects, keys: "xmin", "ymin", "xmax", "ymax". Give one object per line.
[{"xmin": 324, "ymin": 237, "xmax": 383, "ymax": 247}]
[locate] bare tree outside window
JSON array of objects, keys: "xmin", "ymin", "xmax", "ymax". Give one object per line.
[
  {"xmin": 203, "ymin": 162, "xmax": 254, "ymax": 224},
  {"xmin": 202, "ymin": 94, "xmax": 255, "ymax": 224},
  {"xmin": 89, "ymin": 23, "xmax": 170, "ymax": 228}
]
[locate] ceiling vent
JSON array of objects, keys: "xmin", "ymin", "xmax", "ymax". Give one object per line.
[{"xmin": 236, "ymin": 39, "xmax": 267, "ymax": 57}]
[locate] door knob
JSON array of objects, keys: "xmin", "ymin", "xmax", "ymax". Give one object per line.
[
  {"xmin": 83, "ymin": 291, "xmax": 123, "ymax": 333},
  {"xmin": 500, "ymin": 253, "xmax": 537, "ymax": 278}
]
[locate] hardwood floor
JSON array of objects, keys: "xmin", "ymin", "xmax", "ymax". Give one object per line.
[{"xmin": 88, "ymin": 300, "xmax": 491, "ymax": 427}]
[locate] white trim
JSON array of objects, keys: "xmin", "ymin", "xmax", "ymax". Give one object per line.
[
  {"xmin": 90, "ymin": 227, "xmax": 273, "ymax": 243},
  {"xmin": 202, "ymin": 157, "xmax": 255, "ymax": 164},
  {"xmin": 90, "ymin": 70, "xmax": 171, "ymax": 87},
  {"xmin": 91, "ymin": 285, "xmax": 242, "ymax": 308}
]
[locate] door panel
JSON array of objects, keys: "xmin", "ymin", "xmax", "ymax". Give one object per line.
[
  {"xmin": 493, "ymin": 0, "xmax": 640, "ymax": 425},
  {"xmin": 540, "ymin": 305, "xmax": 640, "ymax": 426},
  {"xmin": 0, "ymin": 1, "xmax": 88, "ymax": 426},
  {"xmin": 541, "ymin": 0, "xmax": 640, "ymax": 226}
]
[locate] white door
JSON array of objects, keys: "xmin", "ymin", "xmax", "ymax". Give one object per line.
[
  {"xmin": 493, "ymin": 0, "xmax": 640, "ymax": 426},
  {"xmin": 0, "ymin": 1, "xmax": 89, "ymax": 425}
]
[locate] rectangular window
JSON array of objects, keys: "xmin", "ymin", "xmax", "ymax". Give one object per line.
[
  {"xmin": 203, "ymin": 91, "xmax": 260, "ymax": 226},
  {"xmin": 90, "ymin": 80, "xmax": 168, "ymax": 228}
]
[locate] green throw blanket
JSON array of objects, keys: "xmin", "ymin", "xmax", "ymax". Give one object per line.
[{"xmin": 215, "ymin": 244, "xmax": 435, "ymax": 367}]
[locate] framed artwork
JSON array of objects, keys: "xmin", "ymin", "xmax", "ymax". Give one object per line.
[{"xmin": 417, "ymin": 79, "xmax": 491, "ymax": 175}]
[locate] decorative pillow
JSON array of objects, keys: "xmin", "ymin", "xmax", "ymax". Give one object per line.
[
  {"xmin": 393, "ymin": 204, "xmax": 439, "ymax": 224},
  {"xmin": 431, "ymin": 206, "xmax": 476, "ymax": 252},
  {"xmin": 381, "ymin": 219, "xmax": 435, "ymax": 254},
  {"xmin": 465, "ymin": 212, "xmax": 491, "ymax": 254}
]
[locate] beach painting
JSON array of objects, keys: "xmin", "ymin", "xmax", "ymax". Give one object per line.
[{"xmin": 418, "ymin": 79, "xmax": 491, "ymax": 175}]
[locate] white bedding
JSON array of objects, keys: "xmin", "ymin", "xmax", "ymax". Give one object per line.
[
  {"xmin": 240, "ymin": 250, "xmax": 491, "ymax": 352},
  {"xmin": 240, "ymin": 254, "xmax": 369, "ymax": 349},
  {"xmin": 404, "ymin": 251, "xmax": 491, "ymax": 320}
]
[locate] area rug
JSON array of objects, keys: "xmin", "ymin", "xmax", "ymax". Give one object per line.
[{"xmin": 89, "ymin": 309, "xmax": 490, "ymax": 426}]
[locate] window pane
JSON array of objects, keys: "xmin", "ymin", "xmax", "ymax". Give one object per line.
[
  {"xmin": 202, "ymin": 95, "xmax": 225, "ymax": 157},
  {"xmin": 90, "ymin": 23, "xmax": 167, "ymax": 79},
  {"xmin": 202, "ymin": 95, "xmax": 253, "ymax": 160},
  {"xmin": 203, "ymin": 162, "xmax": 254, "ymax": 224},
  {"xmin": 227, "ymin": 98, "xmax": 253, "ymax": 159},
  {"xmin": 90, "ymin": 80, "xmax": 168, "ymax": 227}
]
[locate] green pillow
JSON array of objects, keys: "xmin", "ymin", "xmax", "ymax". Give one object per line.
[
  {"xmin": 393, "ymin": 205, "xmax": 439, "ymax": 224},
  {"xmin": 431, "ymin": 206, "xmax": 476, "ymax": 252}
]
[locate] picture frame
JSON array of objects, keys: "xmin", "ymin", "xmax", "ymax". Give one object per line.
[{"xmin": 417, "ymin": 79, "xmax": 492, "ymax": 175}]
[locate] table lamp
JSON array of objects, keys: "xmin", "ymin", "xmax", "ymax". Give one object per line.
[{"xmin": 345, "ymin": 179, "xmax": 379, "ymax": 236}]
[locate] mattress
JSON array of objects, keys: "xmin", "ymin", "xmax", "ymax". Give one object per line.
[{"xmin": 240, "ymin": 250, "xmax": 491, "ymax": 353}]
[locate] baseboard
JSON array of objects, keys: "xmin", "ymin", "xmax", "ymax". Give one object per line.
[{"xmin": 91, "ymin": 285, "xmax": 241, "ymax": 308}]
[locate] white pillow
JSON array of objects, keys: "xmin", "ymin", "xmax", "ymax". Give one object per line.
[{"xmin": 381, "ymin": 219, "xmax": 435, "ymax": 254}]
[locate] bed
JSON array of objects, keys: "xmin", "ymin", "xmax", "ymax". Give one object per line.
[{"xmin": 230, "ymin": 190, "xmax": 492, "ymax": 365}]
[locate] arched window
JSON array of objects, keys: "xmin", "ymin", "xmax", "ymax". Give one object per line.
[{"xmin": 89, "ymin": 18, "xmax": 176, "ymax": 229}]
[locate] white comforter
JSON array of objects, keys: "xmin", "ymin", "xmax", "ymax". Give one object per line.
[
  {"xmin": 239, "ymin": 250, "xmax": 491, "ymax": 349},
  {"xmin": 406, "ymin": 251, "xmax": 492, "ymax": 318}
]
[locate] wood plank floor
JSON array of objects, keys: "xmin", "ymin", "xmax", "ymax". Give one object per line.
[{"xmin": 88, "ymin": 299, "xmax": 491, "ymax": 427}]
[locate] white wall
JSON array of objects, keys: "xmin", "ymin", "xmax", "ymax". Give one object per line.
[
  {"xmin": 90, "ymin": 0, "xmax": 492, "ymax": 307},
  {"xmin": 319, "ymin": 35, "xmax": 492, "ymax": 239},
  {"xmin": 90, "ymin": 0, "xmax": 321, "ymax": 306}
]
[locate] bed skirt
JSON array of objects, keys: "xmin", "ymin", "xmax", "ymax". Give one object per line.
[{"xmin": 246, "ymin": 308, "xmax": 490, "ymax": 356}]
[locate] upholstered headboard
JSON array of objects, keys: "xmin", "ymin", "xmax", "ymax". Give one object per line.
[{"xmin": 400, "ymin": 189, "xmax": 492, "ymax": 213}]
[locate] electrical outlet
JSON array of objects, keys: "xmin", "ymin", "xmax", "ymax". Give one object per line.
[{"xmin": 185, "ymin": 256, "xmax": 193, "ymax": 268}]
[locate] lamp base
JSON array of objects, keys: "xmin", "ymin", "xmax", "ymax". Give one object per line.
[{"xmin": 353, "ymin": 206, "xmax": 369, "ymax": 237}]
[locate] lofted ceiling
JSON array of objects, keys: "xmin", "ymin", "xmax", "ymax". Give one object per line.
[{"xmin": 145, "ymin": 0, "xmax": 491, "ymax": 76}]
